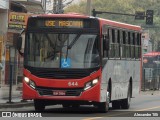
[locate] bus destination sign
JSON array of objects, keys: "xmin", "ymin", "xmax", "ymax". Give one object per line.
[
  {"xmin": 45, "ymin": 20, "xmax": 83, "ymax": 28},
  {"xmin": 28, "ymin": 18, "xmax": 99, "ymax": 29}
]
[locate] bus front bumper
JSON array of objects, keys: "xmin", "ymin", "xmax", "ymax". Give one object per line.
[{"xmin": 22, "ymin": 81, "xmax": 100, "ymax": 102}]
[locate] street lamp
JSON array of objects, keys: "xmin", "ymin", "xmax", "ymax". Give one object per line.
[{"xmin": 7, "ymin": 46, "xmax": 15, "ymax": 103}]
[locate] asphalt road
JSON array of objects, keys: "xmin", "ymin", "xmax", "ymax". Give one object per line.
[{"xmin": 1, "ymin": 91, "xmax": 160, "ymax": 119}]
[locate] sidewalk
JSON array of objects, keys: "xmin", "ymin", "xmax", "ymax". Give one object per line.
[
  {"xmin": 0, "ymin": 85, "xmax": 22, "ymax": 103},
  {"xmin": 0, "ymin": 85, "xmax": 33, "ymax": 109},
  {"xmin": 140, "ymin": 89, "xmax": 160, "ymax": 95},
  {"xmin": 0, "ymin": 100, "xmax": 33, "ymax": 109}
]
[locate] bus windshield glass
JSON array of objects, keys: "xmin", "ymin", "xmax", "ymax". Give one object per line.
[{"xmin": 24, "ymin": 33, "xmax": 100, "ymax": 69}]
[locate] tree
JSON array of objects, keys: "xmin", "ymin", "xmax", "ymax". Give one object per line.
[{"xmin": 64, "ymin": 0, "xmax": 160, "ymax": 51}]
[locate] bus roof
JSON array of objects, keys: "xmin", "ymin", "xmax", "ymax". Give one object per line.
[
  {"xmin": 143, "ymin": 52, "xmax": 160, "ymax": 57},
  {"xmin": 29, "ymin": 13, "xmax": 142, "ymax": 31},
  {"xmin": 99, "ymin": 18, "xmax": 142, "ymax": 31},
  {"xmin": 30, "ymin": 13, "xmax": 89, "ymax": 19}
]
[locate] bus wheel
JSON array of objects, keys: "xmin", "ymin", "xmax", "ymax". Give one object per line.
[
  {"xmin": 97, "ymin": 102, "xmax": 109, "ymax": 113},
  {"xmin": 34, "ymin": 100, "xmax": 45, "ymax": 111},
  {"xmin": 112, "ymin": 100, "xmax": 120, "ymax": 109},
  {"xmin": 62, "ymin": 104, "xmax": 71, "ymax": 108},
  {"xmin": 121, "ymin": 87, "xmax": 131, "ymax": 109},
  {"xmin": 97, "ymin": 91, "xmax": 109, "ymax": 113},
  {"xmin": 71, "ymin": 104, "xmax": 80, "ymax": 108}
]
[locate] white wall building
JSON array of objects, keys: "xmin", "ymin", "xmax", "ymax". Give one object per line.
[{"xmin": 0, "ymin": 0, "xmax": 9, "ymax": 87}]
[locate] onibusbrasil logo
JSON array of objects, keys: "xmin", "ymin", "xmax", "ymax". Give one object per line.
[{"xmin": 1, "ymin": 112, "xmax": 42, "ymax": 118}]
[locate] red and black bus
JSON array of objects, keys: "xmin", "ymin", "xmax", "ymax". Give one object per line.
[{"xmin": 16, "ymin": 13, "xmax": 142, "ymax": 112}]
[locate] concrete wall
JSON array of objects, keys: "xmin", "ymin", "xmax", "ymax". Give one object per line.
[
  {"xmin": 0, "ymin": 10, "xmax": 8, "ymax": 34},
  {"xmin": 0, "ymin": 1, "xmax": 9, "ymax": 86}
]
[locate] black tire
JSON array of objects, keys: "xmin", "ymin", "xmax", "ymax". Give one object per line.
[
  {"xmin": 97, "ymin": 101, "xmax": 109, "ymax": 113},
  {"xmin": 112, "ymin": 100, "xmax": 121, "ymax": 109},
  {"xmin": 97, "ymin": 91, "xmax": 110, "ymax": 113},
  {"xmin": 62, "ymin": 104, "xmax": 71, "ymax": 108},
  {"xmin": 71, "ymin": 104, "xmax": 80, "ymax": 108},
  {"xmin": 121, "ymin": 87, "xmax": 131, "ymax": 109},
  {"xmin": 34, "ymin": 100, "xmax": 45, "ymax": 111}
]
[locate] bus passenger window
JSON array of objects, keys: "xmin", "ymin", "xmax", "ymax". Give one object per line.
[
  {"xmin": 102, "ymin": 25, "xmax": 109, "ymax": 58},
  {"xmin": 135, "ymin": 33, "xmax": 139, "ymax": 59},
  {"xmin": 127, "ymin": 32, "xmax": 131, "ymax": 58},
  {"xmin": 121, "ymin": 31, "xmax": 126, "ymax": 58},
  {"xmin": 109, "ymin": 29, "xmax": 115, "ymax": 58},
  {"xmin": 131, "ymin": 33, "xmax": 135, "ymax": 59},
  {"xmin": 125, "ymin": 32, "xmax": 130, "ymax": 59},
  {"xmin": 115, "ymin": 29, "xmax": 120, "ymax": 58}
]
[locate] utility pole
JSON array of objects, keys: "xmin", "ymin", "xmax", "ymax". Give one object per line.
[{"xmin": 86, "ymin": 0, "xmax": 91, "ymax": 16}]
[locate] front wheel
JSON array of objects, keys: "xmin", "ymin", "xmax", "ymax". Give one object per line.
[
  {"xmin": 97, "ymin": 91, "xmax": 110, "ymax": 113},
  {"xmin": 34, "ymin": 100, "xmax": 45, "ymax": 111},
  {"xmin": 97, "ymin": 102, "xmax": 109, "ymax": 113},
  {"xmin": 62, "ymin": 104, "xmax": 71, "ymax": 108}
]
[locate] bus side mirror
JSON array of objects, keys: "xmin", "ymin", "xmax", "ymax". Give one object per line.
[
  {"xmin": 15, "ymin": 36, "xmax": 23, "ymax": 56},
  {"xmin": 17, "ymin": 36, "xmax": 22, "ymax": 51},
  {"xmin": 103, "ymin": 35, "xmax": 109, "ymax": 51}
]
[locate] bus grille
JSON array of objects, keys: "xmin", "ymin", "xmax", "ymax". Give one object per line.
[
  {"xmin": 36, "ymin": 87, "xmax": 83, "ymax": 96},
  {"xmin": 25, "ymin": 66, "xmax": 99, "ymax": 79}
]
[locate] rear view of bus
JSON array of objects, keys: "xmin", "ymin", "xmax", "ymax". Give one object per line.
[{"xmin": 22, "ymin": 14, "xmax": 108, "ymax": 112}]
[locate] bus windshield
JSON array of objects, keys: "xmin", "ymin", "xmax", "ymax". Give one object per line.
[{"xmin": 24, "ymin": 33, "xmax": 100, "ymax": 69}]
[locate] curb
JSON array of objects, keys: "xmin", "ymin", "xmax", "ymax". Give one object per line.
[
  {"xmin": 0, "ymin": 101, "xmax": 34, "ymax": 109},
  {"xmin": 140, "ymin": 90, "xmax": 160, "ymax": 95}
]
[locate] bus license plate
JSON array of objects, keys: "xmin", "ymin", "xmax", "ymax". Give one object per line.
[{"xmin": 53, "ymin": 90, "xmax": 66, "ymax": 96}]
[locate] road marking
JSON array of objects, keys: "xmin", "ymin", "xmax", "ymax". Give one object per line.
[
  {"xmin": 82, "ymin": 106, "xmax": 160, "ymax": 119},
  {"xmin": 82, "ymin": 117, "xmax": 103, "ymax": 120},
  {"xmin": 136, "ymin": 106, "xmax": 160, "ymax": 111}
]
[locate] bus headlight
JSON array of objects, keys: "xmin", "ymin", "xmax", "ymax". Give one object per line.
[
  {"xmin": 84, "ymin": 78, "xmax": 99, "ymax": 91},
  {"xmin": 24, "ymin": 77, "xmax": 30, "ymax": 83},
  {"xmin": 24, "ymin": 77, "xmax": 36, "ymax": 89}
]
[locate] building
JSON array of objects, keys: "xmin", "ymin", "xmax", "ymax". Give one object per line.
[
  {"xmin": 11, "ymin": 0, "xmax": 46, "ymax": 14},
  {"xmin": 0, "ymin": 0, "xmax": 45, "ymax": 103},
  {"xmin": 5, "ymin": 0, "xmax": 46, "ymax": 87},
  {"xmin": 0, "ymin": 0, "xmax": 9, "ymax": 87}
]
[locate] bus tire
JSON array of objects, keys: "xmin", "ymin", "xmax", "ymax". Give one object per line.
[
  {"xmin": 34, "ymin": 100, "xmax": 45, "ymax": 111},
  {"xmin": 112, "ymin": 100, "xmax": 120, "ymax": 109},
  {"xmin": 62, "ymin": 104, "xmax": 71, "ymax": 108},
  {"xmin": 121, "ymin": 87, "xmax": 131, "ymax": 109},
  {"xmin": 97, "ymin": 91, "xmax": 110, "ymax": 113},
  {"xmin": 97, "ymin": 101, "xmax": 109, "ymax": 113},
  {"xmin": 72, "ymin": 104, "xmax": 80, "ymax": 108}
]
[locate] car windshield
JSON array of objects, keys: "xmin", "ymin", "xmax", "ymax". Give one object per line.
[{"xmin": 24, "ymin": 33, "xmax": 100, "ymax": 69}]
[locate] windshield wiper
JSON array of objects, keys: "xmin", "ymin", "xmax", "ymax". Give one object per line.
[
  {"xmin": 67, "ymin": 34, "xmax": 81, "ymax": 49},
  {"xmin": 65, "ymin": 34, "xmax": 81, "ymax": 61}
]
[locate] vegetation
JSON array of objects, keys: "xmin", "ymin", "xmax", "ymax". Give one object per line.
[{"xmin": 65, "ymin": 0, "xmax": 160, "ymax": 51}]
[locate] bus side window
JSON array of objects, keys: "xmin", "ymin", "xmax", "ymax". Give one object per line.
[
  {"xmin": 135, "ymin": 33, "xmax": 139, "ymax": 59},
  {"xmin": 136, "ymin": 33, "xmax": 141, "ymax": 59},
  {"xmin": 131, "ymin": 32, "xmax": 135, "ymax": 59},
  {"xmin": 109, "ymin": 28, "xmax": 115, "ymax": 58},
  {"xmin": 125, "ymin": 31, "xmax": 130, "ymax": 59},
  {"xmin": 115, "ymin": 29, "xmax": 120, "ymax": 58},
  {"xmin": 107, "ymin": 28, "xmax": 111, "ymax": 58},
  {"xmin": 117, "ymin": 30, "xmax": 121, "ymax": 58},
  {"xmin": 127, "ymin": 32, "xmax": 131, "ymax": 58},
  {"xmin": 102, "ymin": 25, "xmax": 109, "ymax": 58},
  {"xmin": 121, "ymin": 31, "xmax": 126, "ymax": 58}
]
